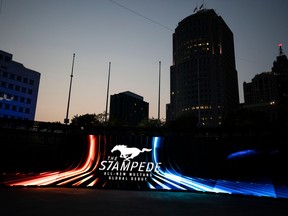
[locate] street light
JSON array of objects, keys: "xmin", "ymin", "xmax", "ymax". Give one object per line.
[{"xmin": 64, "ymin": 53, "xmax": 75, "ymax": 125}]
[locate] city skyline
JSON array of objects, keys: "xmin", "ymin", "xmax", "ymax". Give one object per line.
[{"xmin": 0, "ymin": 0, "xmax": 287, "ymax": 123}]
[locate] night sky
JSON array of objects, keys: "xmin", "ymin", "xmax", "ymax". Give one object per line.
[{"xmin": 0, "ymin": 0, "xmax": 287, "ymax": 122}]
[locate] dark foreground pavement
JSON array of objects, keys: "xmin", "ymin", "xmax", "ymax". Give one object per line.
[{"xmin": 1, "ymin": 187, "xmax": 288, "ymax": 216}]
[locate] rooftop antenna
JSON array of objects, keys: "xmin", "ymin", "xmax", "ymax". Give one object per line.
[
  {"xmin": 64, "ymin": 53, "xmax": 75, "ymax": 126},
  {"xmin": 278, "ymin": 43, "xmax": 284, "ymax": 56},
  {"xmin": 193, "ymin": 1, "xmax": 198, "ymax": 13},
  {"xmin": 105, "ymin": 62, "xmax": 111, "ymax": 123},
  {"xmin": 199, "ymin": 0, "xmax": 204, "ymax": 10}
]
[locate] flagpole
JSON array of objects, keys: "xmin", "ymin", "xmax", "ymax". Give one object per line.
[
  {"xmin": 64, "ymin": 53, "xmax": 75, "ymax": 126},
  {"xmin": 157, "ymin": 61, "xmax": 161, "ymax": 126},
  {"xmin": 105, "ymin": 62, "xmax": 111, "ymax": 123}
]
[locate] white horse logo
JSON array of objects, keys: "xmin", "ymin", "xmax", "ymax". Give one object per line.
[{"xmin": 111, "ymin": 145, "xmax": 152, "ymax": 161}]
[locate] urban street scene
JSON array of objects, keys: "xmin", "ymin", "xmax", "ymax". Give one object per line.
[{"xmin": 1, "ymin": 0, "xmax": 288, "ymax": 215}]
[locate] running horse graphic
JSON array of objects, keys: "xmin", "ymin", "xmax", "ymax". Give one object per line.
[{"xmin": 111, "ymin": 145, "xmax": 152, "ymax": 161}]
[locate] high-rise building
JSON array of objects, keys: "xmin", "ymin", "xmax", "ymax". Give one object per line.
[
  {"xmin": 0, "ymin": 50, "xmax": 40, "ymax": 121},
  {"xmin": 166, "ymin": 8, "xmax": 239, "ymax": 127},
  {"xmin": 272, "ymin": 44, "xmax": 288, "ymax": 105},
  {"xmin": 109, "ymin": 91, "xmax": 149, "ymax": 126}
]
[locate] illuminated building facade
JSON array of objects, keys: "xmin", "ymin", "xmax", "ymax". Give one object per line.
[
  {"xmin": 109, "ymin": 91, "xmax": 149, "ymax": 126},
  {"xmin": 166, "ymin": 9, "xmax": 239, "ymax": 127},
  {"xmin": 0, "ymin": 50, "xmax": 40, "ymax": 120}
]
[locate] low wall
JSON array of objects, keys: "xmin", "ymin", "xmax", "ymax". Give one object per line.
[
  {"xmin": 1, "ymin": 125, "xmax": 288, "ymax": 198},
  {"xmin": 0, "ymin": 128, "xmax": 86, "ymax": 172}
]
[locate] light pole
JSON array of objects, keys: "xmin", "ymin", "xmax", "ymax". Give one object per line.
[
  {"xmin": 64, "ymin": 53, "xmax": 75, "ymax": 126},
  {"xmin": 157, "ymin": 61, "xmax": 161, "ymax": 126},
  {"xmin": 105, "ymin": 62, "xmax": 111, "ymax": 123}
]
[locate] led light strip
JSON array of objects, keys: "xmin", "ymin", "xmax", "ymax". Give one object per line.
[
  {"xmin": 149, "ymin": 137, "xmax": 288, "ymax": 198},
  {"xmin": 7, "ymin": 135, "xmax": 98, "ymax": 186}
]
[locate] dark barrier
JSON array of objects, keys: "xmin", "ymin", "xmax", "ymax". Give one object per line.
[
  {"xmin": 1, "ymin": 126, "xmax": 288, "ymax": 198},
  {"xmin": 0, "ymin": 128, "xmax": 86, "ymax": 173}
]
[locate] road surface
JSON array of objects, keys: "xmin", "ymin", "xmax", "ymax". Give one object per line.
[{"xmin": 1, "ymin": 187, "xmax": 287, "ymax": 216}]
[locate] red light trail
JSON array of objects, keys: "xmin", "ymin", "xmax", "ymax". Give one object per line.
[{"xmin": 6, "ymin": 135, "xmax": 100, "ymax": 187}]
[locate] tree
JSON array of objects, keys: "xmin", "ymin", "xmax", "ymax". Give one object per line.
[
  {"xmin": 138, "ymin": 117, "xmax": 164, "ymax": 127},
  {"xmin": 71, "ymin": 113, "xmax": 103, "ymax": 128}
]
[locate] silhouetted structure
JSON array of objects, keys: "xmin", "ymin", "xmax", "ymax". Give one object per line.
[
  {"xmin": 243, "ymin": 72, "xmax": 278, "ymax": 105},
  {"xmin": 273, "ymin": 44, "xmax": 288, "ymax": 105},
  {"xmin": 0, "ymin": 50, "xmax": 40, "ymax": 120},
  {"xmin": 166, "ymin": 8, "xmax": 239, "ymax": 127},
  {"xmin": 243, "ymin": 45, "xmax": 288, "ymax": 123},
  {"xmin": 109, "ymin": 91, "xmax": 149, "ymax": 126}
]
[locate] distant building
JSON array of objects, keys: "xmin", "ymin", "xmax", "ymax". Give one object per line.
[
  {"xmin": 0, "ymin": 50, "xmax": 41, "ymax": 120},
  {"xmin": 243, "ymin": 72, "xmax": 278, "ymax": 105},
  {"xmin": 109, "ymin": 91, "xmax": 149, "ymax": 126},
  {"xmin": 272, "ymin": 44, "xmax": 288, "ymax": 105},
  {"xmin": 243, "ymin": 72, "xmax": 279, "ymax": 122},
  {"xmin": 166, "ymin": 8, "xmax": 239, "ymax": 127},
  {"xmin": 243, "ymin": 45, "xmax": 288, "ymax": 123}
]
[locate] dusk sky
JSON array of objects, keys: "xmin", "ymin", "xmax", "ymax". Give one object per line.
[{"xmin": 0, "ymin": 0, "xmax": 287, "ymax": 123}]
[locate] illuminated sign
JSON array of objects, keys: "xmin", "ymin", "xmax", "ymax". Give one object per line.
[
  {"xmin": 99, "ymin": 144, "xmax": 161, "ymax": 182},
  {"xmin": 1, "ymin": 134, "xmax": 288, "ymax": 198},
  {"xmin": 111, "ymin": 145, "xmax": 152, "ymax": 160}
]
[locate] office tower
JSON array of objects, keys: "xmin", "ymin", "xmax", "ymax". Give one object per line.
[
  {"xmin": 109, "ymin": 91, "xmax": 149, "ymax": 126},
  {"xmin": 0, "ymin": 50, "xmax": 40, "ymax": 120},
  {"xmin": 166, "ymin": 8, "xmax": 239, "ymax": 127},
  {"xmin": 272, "ymin": 44, "xmax": 288, "ymax": 105}
]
